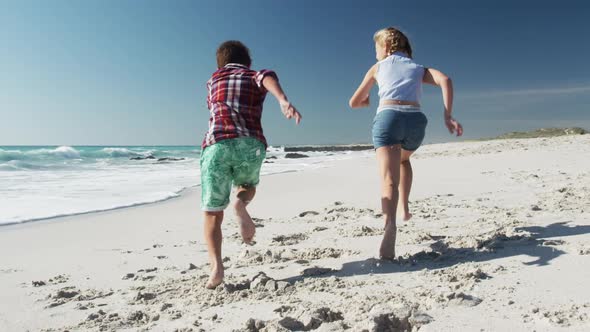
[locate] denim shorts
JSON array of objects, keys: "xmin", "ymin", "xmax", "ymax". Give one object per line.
[
  {"xmin": 372, "ymin": 109, "xmax": 428, "ymax": 151},
  {"xmin": 200, "ymin": 137, "xmax": 266, "ymax": 211}
]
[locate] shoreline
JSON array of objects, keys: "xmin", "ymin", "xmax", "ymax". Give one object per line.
[
  {"xmin": 0, "ymin": 139, "xmax": 476, "ymax": 228},
  {"xmin": 0, "ymin": 186, "xmax": 196, "ymax": 229},
  {"xmin": 3, "ymin": 133, "xmax": 587, "ymax": 228}
]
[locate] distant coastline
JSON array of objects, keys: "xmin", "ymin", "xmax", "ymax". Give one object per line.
[
  {"xmin": 473, "ymin": 127, "xmax": 587, "ymax": 141},
  {"xmin": 283, "ymin": 144, "xmax": 374, "ymax": 153},
  {"xmin": 280, "ymin": 127, "xmax": 588, "ymax": 152},
  {"xmin": 2, "ymin": 128, "xmax": 587, "ymax": 152}
]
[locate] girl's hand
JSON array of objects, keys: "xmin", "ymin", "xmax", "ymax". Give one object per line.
[
  {"xmin": 358, "ymin": 97, "xmax": 370, "ymax": 107},
  {"xmin": 445, "ymin": 115, "xmax": 463, "ymax": 136},
  {"xmin": 280, "ymin": 101, "xmax": 302, "ymax": 124}
]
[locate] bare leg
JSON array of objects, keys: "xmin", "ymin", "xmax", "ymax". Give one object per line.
[
  {"xmin": 204, "ymin": 211, "xmax": 224, "ymax": 289},
  {"xmin": 234, "ymin": 186, "xmax": 256, "ymax": 244},
  {"xmin": 376, "ymin": 145, "xmax": 401, "ymax": 259},
  {"xmin": 399, "ymin": 149, "xmax": 415, "ymax": 221}
]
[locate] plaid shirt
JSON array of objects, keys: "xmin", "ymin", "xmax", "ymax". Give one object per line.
[{"xmin": 202, "ymin": 63, "xmax": 277, "ymax": 149}]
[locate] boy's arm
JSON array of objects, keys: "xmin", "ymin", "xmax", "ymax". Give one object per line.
[
  {"xmin": 262, "ymin": 76, "xmax": 302, "ymax": 124},
  {"xmin": 423, "ymin": 68, "xmax": 463, "ymax": 136},
  {"xmin": 349, "ymin": 64, "xmax": 377, "ymax": 108}
]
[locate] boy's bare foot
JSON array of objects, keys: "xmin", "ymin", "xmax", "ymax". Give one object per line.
[
  {"xmin": 206, "ymin": 265, "xmax": 224, "ymax": 289},
  {"xmin": 379, "ymin": 223, "xmax": 397, "ymax": 259},
  {"xmin": 234, "ymin": 200, "xmax": 256, "ymax": 244}
]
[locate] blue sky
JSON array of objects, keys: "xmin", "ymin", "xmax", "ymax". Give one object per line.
[{"xmin": 1, "ymin": 0, "xmax": 589, "ymax": 146}]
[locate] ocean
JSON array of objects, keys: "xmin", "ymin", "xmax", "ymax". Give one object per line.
[{"xmin": 0, "ymin": 145, "xmax": 372, "ymax": 225}]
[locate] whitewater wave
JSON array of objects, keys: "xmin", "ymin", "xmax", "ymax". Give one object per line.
[
  {"xmin": 0, "ymin": 146, "xmax": 80, "ymax": 161},
  {"xmin": 50, "ymin": 146, "xmax": 81, "ymax": 158},
  {"xmin": 0, "ymin": 160, "xmax": 42, "ymax": 171},
  {"xmin": 0, "ymin": 146, "xmax": 160, "ymax": 163},
  {"xmin": 0, "ymin": 159, "xmax": 74, "ymax": 171},
  {"xmin": 267, "ymin": 146, "xmax": 285, "ymax": 154},
  {"xmin": 99, "ymin": 147, "xmax": 153, "ymax": 158},
  {"xmin": 0, "ymin": 149, "xmax": 23, "ymax": 162}
]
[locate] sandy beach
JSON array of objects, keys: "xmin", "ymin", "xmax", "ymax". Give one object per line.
[{"xmin": 1, "ymin": 134, "xmax": 589, "ymax": 332}]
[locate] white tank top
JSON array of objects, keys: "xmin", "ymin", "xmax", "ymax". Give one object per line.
[{"xmin": 375, "ymin": 52, "xmax": 424, "ymax": 111}]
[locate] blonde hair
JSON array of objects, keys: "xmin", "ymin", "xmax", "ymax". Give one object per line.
[{"xmin": 373, "ymin": 27, "xmax": 413, "ymax": 58}]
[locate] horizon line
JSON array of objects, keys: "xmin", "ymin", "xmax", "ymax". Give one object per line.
[{"xmin": 460, "ymin": 84, "xmax": 590, "ymax": 99}]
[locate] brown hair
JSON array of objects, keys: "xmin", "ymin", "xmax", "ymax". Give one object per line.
[
  {"xmin": 216, "ymin": 40, "xmax": 252, "ymax": 68},
  {"xmin": 373, "ymin": 27, "xmax": 413, "ymax": 58}
]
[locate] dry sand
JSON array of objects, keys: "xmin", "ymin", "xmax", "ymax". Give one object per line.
[{"xmin": 1, "ymin": 135, "xmax": 589, "ymax": 331}]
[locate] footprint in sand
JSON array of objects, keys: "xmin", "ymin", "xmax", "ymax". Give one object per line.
[
  {"xmin": 530, "ymin": 303, "xmax": 590, "ymax": 327},
  {"xmin": 338, "ymin": 225, "xmax": 383, "ymax": 238},
  {"xmin": 235, "ymin": 247, "xmax": 353, "ymax": 267},
  {"xmin": 122, "ymin": 273, "xmax": 135, "ymax": 280},
  {"xmin": 299, "ymin": 211, "xmax": 320, "ymax": 217},
  {"xmin": 312, "ymin": 226, "xmax": 328, "ymax": 232},
  {"xmin": 368, "ymin": 306, "xmax": 433, "ymax": 332},
  {"xmin": 242, "ymin": 307, "xmax": 344, "ymax": 332},
  {"xmin": 1, "ymin": 268, "xmax": 21, "ymax": 274},
  {"xmin": 578, "ymin": 246, "xmax": 590, "ymax": 255},
  {"xmin": 300, "ymin": 266, "xmax": 336, "ymax": 277},
  {"xmin": 295, "ymin": 248, "xmax": 357, "ymax": 261},
  {"xmin": 32, "ymin": 274, "xmax": 70, "ymax": 288},
  {"xmin": 542, "ymin": 239, "xmax": 566, "ymax": 246},
  {"xmin": 271, "ymin": 233, "xmax": 308, "ymax": 246},
  {"xmin": 252, "ymin": 217, "xmax": 265, "ymax": 228},
  {"xmin": 44, "ymin": 287, "xmax": 114, "ymax": 309}
]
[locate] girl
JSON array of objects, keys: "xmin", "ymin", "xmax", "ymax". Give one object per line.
[{"xmin": 349, "ymin": 27, "xmax": 463, "ymax": 259}]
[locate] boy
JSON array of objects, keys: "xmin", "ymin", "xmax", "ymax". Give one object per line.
[{"xmin": 200, "ymin": 40, "xmax": 302, "ymax": 288}]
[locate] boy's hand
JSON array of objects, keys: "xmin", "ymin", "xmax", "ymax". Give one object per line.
[
  {"xmin": 445, "ymin": 115, "xmax": 463, "ymax": 136},
  {"xmin": 280, "ymin": 101, "xmax": 302, "ymax": 124}
]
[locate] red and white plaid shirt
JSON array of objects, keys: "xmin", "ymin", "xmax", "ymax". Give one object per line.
[{"xmin": 202, "ymin": 63, "xmax": 277, "ymax": 149}]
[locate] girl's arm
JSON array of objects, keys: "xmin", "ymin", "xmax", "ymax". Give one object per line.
[
  {"xmin": 262, "ymin": 76, "xmax": 302, "ymax": 124},
  {"xmin": 349, "ymin": 64, "xmax": 377, "ymax": 108},
  {"xmin": 423, "ymin": 68, "xmax": 453, "ymax": 118},
  {"xmin": 423, "ymin": 68, "xmax": 463, "ymax": 136}
]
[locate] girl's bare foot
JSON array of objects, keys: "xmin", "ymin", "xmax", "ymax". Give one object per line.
[
  {"xmin": 206, "ymin": 264, "xmax": 224, "ymax": 289},
  {"xmin": 400, "ymin": 212, "xmax": 412, "ymax": 221},
  {"xmin": 379, "ymin": 223, "xmax": 397, "ymax": 259},
  {"xmin": 234, "ymin": 200, "xmax": 255, "ymax": 244},
  {"xmin": 398, "ymin": 204, "xmax": 412, "ymax": 221}
]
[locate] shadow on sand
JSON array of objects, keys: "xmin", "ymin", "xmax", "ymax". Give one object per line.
[{"xmin": 282, "ymin": 221, "xmax": 590, "ymax": 284}]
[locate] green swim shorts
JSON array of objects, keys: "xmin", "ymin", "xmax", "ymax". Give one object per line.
[{"xmin": 199, "ymin": 137, "xmax": 266, "ymax": 211}]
